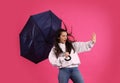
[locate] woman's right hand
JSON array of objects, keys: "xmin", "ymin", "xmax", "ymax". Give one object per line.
[{"xmin": 64, "ymin": 52, "xmax": 70, "ymax": 58}]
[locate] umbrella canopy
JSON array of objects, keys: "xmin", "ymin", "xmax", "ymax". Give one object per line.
[{"xmin": 19, "ymin": 10, "xmax": 62, "ymax": 63}]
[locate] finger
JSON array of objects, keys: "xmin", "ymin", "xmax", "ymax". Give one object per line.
[{"xmin": 93, "ymin": 32, "xmax": 96, "ymax": 36}]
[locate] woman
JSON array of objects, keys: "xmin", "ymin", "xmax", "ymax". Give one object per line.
[{"xmin": 48, "ymin": 29, "xmax": 96, "ymax": 83}]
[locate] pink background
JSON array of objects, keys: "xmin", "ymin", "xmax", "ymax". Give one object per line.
[{"xmin": 0, "ymin": 0, "xmax": 120, "ymax": 83}]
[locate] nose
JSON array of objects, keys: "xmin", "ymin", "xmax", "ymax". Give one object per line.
[{"xmin": 64, "ymin": 37, "xmax": 67, "ymax": 40}]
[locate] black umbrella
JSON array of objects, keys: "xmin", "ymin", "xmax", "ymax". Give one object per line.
[{"xmin": 19, "ymin": 10, "xmax": 62, "ymax": 63}]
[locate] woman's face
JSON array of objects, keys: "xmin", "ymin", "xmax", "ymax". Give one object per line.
[{"xmin": 59, "ymin": 31, "xmax": 67, "ymax": 44}]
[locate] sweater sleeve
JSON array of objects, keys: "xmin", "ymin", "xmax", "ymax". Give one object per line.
[
  {"xmin": 48, "ymin": 47, "xmax": 62, "ymax": 67},
  {"xmin": 73, "ymin": 40, "xmax": 95, "ymax": 53},
  {"xmin": 48, "ymin": 46, "xmax": 73, "ymax": 67}
]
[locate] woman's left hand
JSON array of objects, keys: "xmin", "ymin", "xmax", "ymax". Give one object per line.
[{"xmin": 91, "ymin": 32, "xmax": 96, "ymax": 43}]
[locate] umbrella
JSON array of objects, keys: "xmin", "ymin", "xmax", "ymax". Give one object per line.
[{"xmin": 19, "ymin": 10, "xmax": 62, "ymax": 63}]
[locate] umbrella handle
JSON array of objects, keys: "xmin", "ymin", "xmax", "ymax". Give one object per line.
[{"xmin": 64, "ymin": 56, "xmax": 71, "ymax": 61}]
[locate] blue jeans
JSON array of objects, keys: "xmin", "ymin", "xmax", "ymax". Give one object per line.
[{"xmin": 58, "ymin": 67, "xmax": 84, "ymax": 83}]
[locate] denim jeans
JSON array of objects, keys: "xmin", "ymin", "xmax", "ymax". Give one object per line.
[{"xmin": 58, "ymin": 67, "xmax": 84, "ymax": 83}]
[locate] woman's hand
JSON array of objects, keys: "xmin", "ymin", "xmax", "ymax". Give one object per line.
[
  {"xmin": 64, "ymin": 52, "xmax": 70, "ymax": 58},
  {"xmin": 64, "ymin": 52, "xmax": 71, "ymax": 61},
  {"xmin": 91, "ymin": 32, "xmax": 96, "ymax": 43}
]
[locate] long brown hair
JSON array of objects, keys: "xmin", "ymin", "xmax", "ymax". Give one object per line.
[{"xmin": 54, "ymin": 29, "xmax": 75, "ymax": 58}]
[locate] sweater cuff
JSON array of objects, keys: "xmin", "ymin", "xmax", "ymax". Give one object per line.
[{"xmin": 88, "ymin": 40, "xmax": 95, "ymax": 48}]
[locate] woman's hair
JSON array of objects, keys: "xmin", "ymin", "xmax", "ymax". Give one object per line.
[{"xmin": 54, "ymin": 29, "xmax": 75, "ymax": 58}]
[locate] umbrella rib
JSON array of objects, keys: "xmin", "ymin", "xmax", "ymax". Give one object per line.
[{"xmin": 28, "ymin": 24, "xmax": 35, "ymax": 48}]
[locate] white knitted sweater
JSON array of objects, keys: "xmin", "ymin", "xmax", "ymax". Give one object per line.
[{"xmin": 48, "ymin": 41, "xmax": 94, "ymax": 68}]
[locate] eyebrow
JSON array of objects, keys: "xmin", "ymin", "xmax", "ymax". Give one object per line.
[{"xmin": 62, "ymin": 35, "xmax": 67, "ymax": 36}]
